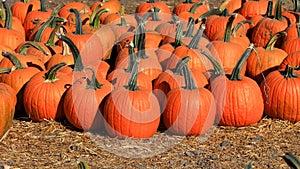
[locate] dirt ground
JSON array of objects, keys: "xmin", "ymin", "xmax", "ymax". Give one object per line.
[{"xmin": 0, "ymin": 0, "xmax": 299, "ymax": 168}]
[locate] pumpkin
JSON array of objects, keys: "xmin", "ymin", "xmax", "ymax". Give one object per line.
[
  {"xmin": 278, "ymin": 51, "xmax": 300, "ymax": 71},
  {"xmin": 103, "ymin": 59, "xmax": 160, "ymax": 139},
  {"xmin": 64, "ymin": 67, "xmax": 113, "ymax": 131},
  {"xmin": 58, "ymin": 1, "xmax": 91, "ymax": 20},
  {"xmin": 135, "ymin": 0, "xmax": 171, "ymax": 15},
  {"xmin": 238, "ymin": 0, "xmax": 270, "ymax": 19},
  {"xmin": 23, "ymin": 62, "xmax": 72, "ymax": 121},
  {"xmin": 90, "ymin": 0, "xmax": 121, "ymax": 23},
  {"xmin": 281, "ymin": 22, "xmax": 300, "ymax": 54},
  {"xmin": 208, "ymin": 43, "xmax": 264, "ymax": 126},
  {"xmin": 0, "ymin": 0, "xmax": 25, "ymax": 50},
  {"xmin": 0, "ymin": 51, "xmax": 41, "ymax": 115},
  {"xmin": 0, "ymin": 5, "xmax": 25, "ymax": 36},
  {"xmin": 251, "ymin": 0, "xmax": 288, "ymax": 47},
  {"xmin": 176, "ymin": 1, "xmax": 209, "ymax": 21},
  {"xmin": 246, "ymin": 31, "xmax": 287, "ymax": 83},
  {"xmin": 0, "ymin": 82, "xmax": 16, "ymax": 140},
  {"xmin": 207, "ymin": 13, "xmax": 247, "ymax": 75},
  {"xmin": 162, "ymin": 60, "xmax": 216, "ymax": 136},
  {"xmin": 173, "ymin": 0, "xmax": 208, "ymax": 16},
  {"xmin": 261, "ymin": 65, "xmax": 300, "ymax": 123},
  {"xmin": 11, "ymin": 0, "xmax": 40, "ymax": 24}
]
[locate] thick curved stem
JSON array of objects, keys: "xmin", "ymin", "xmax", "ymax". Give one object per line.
[
  {"xmin": 84, "ymin": 66, "xmax": 103, "ymax": 90},
  {"xmin": 184, "ymin": 17, "xmax": 195, "ymax": 37},
  {"xmin": 56, "ymin": 33, "xmax": 84, "ymax": 72},
  {"xmin": 223, "ymin": 13, "xmax": 237, "ymax": 43},
  {"xmin": 127, "ymin": 59, "xmax": 140, "ymax": 91},
  {"xmin": 174, "ymin": 56, "xmax": 191, "ymax": 75},
  {"xmin": 44, "ymin": 62, "xmax": 66, "ymax": 82},
  {"xmin": 174, "ymin": 22, "xmax": 183, "ymax": 48},
  {"xmin": 91, "ymin": 8, "xmax": 109, "ymax": 29},
  {"xmin": 136, "ymin": 23, "xmax": 148, "ymax": 59},
  {"xmin": 187, "ymin": 23, "xmax": 205, "ymax": 49},
  {"xmin": 125, "ymin": 42, "xmax": 137, "ymax": 72},
  {"xmin": 229, "ymin": 43, "xmax": 254, "ymax": 81},
  {"xmin": 274, "ymin": 0, "xmax": 283, "ymax": 21},
  {"xmin": 69, "ymin": 8, "xmax": 83, "ymax": 35},
  {"xmin": 282, "ymin": 65, "xmax": 299, "ymax": 78},
  {"xmin": 2, "ymin": 0, "xmax": 12, "ymax": 29},
  {"xmin": 265, "ymin": 31, "xmax": 286, "ymax": 51},
  {"xmin": 198, "ymin": 8, "xmax": 222, "ymax": 22},
  {"xmin": 265, "ymin": 0, "xmax": 273, "ymax": 17},
  {"xmin": 182, "ymin": 62, "xmax": 197, "ymax": 90},
  {"xmin": 19, "ymin": 41, "xmax": 49, "ymax": 56},
  {"xmin": 2, "ymin": 51, "xmax": 24, "ymax": 69},
  {"xmin": 200, "ymin": 49, "xmax": 224, "ymax": 76},
  {"xmin": 189, "ymin": 1, "xmax": 203, "ymax": 14},
  {"xmin": 232, "ymin": 20, "xmax": 254, "ymax": 37},
  {"xmin": 40, "ymin": 0, "xmax": 47, "ymax": 12}
]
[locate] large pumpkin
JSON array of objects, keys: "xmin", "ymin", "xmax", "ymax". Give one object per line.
[
  {"xmin": 261, "ymin": 65, "xmax": 300, "ymax": 123},
  {"xmin": 103, "ymin": 60, "xmax": 160, "ymax": 139},
  {"xmin": 0, "ymin": 83, "xmax": 16, "ymax": 139}
]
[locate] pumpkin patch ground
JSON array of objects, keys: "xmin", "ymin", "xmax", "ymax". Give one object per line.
[{"xmin": 0, "ymin": 0, "xmax": 299, "ymax": 168}]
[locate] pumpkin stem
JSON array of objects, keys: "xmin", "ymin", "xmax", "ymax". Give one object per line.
[
  {"xmin": 44, "ymin": 62, "xmax": 66, "ymax": 82},
  {"xmin": 34, "ymin": 4, "xmax": 63, "ymax": 42},
  {"xmin": 40, "ymin": 0, "xmax": 47, "ymax": 12},
  {"xmin": 174, "ymin": 56, "xmax": 191, "ymax": 75},
  {"xmin": 231, "ymin": 20, "xmax": 254, "ymax": 37},
  {"xmin": 184, "ymin": 17, "xmax": 195, "ymax": 37},
  {"xmin": 221, "ymin": 8, "xmax": 230, "ymax": 17},
  {"xmin": 184, "ymin": 0, "xmax": 193, "ymax": 4},
  {"xmin": 297, "ymin": 23, "xmax": 300, "ymax": 38},
  {"xmin": 125, "ymin": 42, "xmax": 137, "ymax": 72},
  {"xmin": 187, "ymin": 23, "xmax": 205, "ymax": 49},
  {"xmin": 198, "ymin": 8, "xmax": 222, "ymax": 22},
  {"xmin": 223, "ymin": 13, "xmax": 237, "ymax": 43},
  {"xmin": 293, "ymin": 0, "xmax": 300, "ymax": 12},
  {"xmin": 189, "ymin": 1, "xmax": 203, "ymax": 14},
  {"xmin": 283, "ymin": 152, "xmax": 300, "ymax": 168},
  {"xmin": 89, "ymin": 4, "xmax": 103, "ymax": 23},
  {"xmin": 84, "ymin": 66, "xmax": 104, "ymax": 90},
  {"xmin": 229, "ymin": 43, "xmax": 254, "ymax": 81},
  {"xmin": 0, "ymin": 68, "xmax": 11, "ymax": 74},
  {"xmin": 149, "ymin": 0, "xmax": 155, "ymax": 3},
  {"xmin": 282, "ymin": 65, "xmax": 299, "ymax": 78},
  {"xmin": 56, "ymin": 33, "xmax": 84, "ymax": 72},
  {"xmin": 2, "ymin": 51, "xmax": 24, "ymax": 69},
  {"xmin": 19, "ymin": 41, "xmax": 50, "ymax": 56},
  {"xmin": 174, "ymin": 22, "xmax": 183, "ymax": 48},
  {"xmin": 274, "ymin": 0, "xmax": 283, "ymax": 21},
  {"xmin": 151, "ymin": 7, "xmax": 160, "ymax": 21},
  {"xmin": 200, "ymin": 49, "xmax": 225, "ymax": 76},
  {"xmin": 136, "ymin": 23, "xmax": 148, "ymax": 59},
  {"xmin": 182, "ymin": 60, "xmax": 198, "ymax": 90},
  {"xmin": 69, "ymin": 8, "xmax": 83, "ymax": 35},
  {"xmin": 2, "ymin": 0, "xmax": 12, "ymax": 29},
  {"xmin": 171, "ymin": 14, "xmax": 180, "ymax": 24},
  {"xmin": 46, "ymin": 24, "xmax": 62, "ymax": 47},
  {"xmin": 127, "ymin": 59, "xmax": 140, "ymax": 91},
  {"xmin": 265, "ymin": 0, "xmax": 273, "ymax": 17},
  {"xmin": 119, "ymin": 6, "xmax": 127, "ymax": 26},
  {"xmin": 91, "ymin": 8, "xmax": 109, "ymax": 29},
  {"xmin": 265, "ymin": 31, "xmax": 286, "ymax": 51}
]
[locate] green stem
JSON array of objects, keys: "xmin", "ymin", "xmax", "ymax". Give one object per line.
[
  {"xmin": 137, "ymin": 23, "xmax": 148, "ymax": 59},
  {"xmin": 293, "ymin": 0, "xmax": 300, "ymax": 12},
  {"xmin": 127, "ymin": 59, "xmax": 140, "ymax": 91},
  {"xmin": 89, "ymin": 4, "xmax": 103, "ymax": 23},
  {"xmin": 174, "ymin": 56, "xmax": 191, "ymax": 75},
  {"xmin": 171, "ymin": 14, "xmax": 180, "ymax": 24},
  {"xmin": 84, "ymin": 67, "xmax": 103, "ymax": 90},
  {"xmin": 223, "ymin": 13, "xmax": 237, "ymax": 43},
  {"xmin": 44, "ymin": 62, "xmax": 66, "ymax": 82},
  {"xmin": 19, "ymin": 42, "xmax": 49, "ymax": 56},
  {"xmin": 0, "ymin": 68, "xmax": 12, "ymax": 74},
  {"xmin": 184, "ymin": 0, "xmax": 193, "ymax": 4},
  {"xmin": 69, "ymin": 8, "xmax": 83, "ymax": 35},
  {"xmin": 40, "ymin": 0, "xmax": 47, "ymax": 12},
  {"xmin": 283, "ymin": 152, "xmax": 300, "ymax": 168},
  {"xmin": 34, "ymin": 6, "xmax": 60, "ymax": 42},
  {"xmin": 90, "ymin": 8, "xmax": 109, "ymax": 29},
  {"xmin": 297, "ymin": 23, "xmax": 300, "ymax": 38},
  {"xmin": 125, "ymin": 42, "xmax": 137, "ymax": 72},
  {"xmin": 2, "ymin": 51, "xmax": 24, "ymax": 69},
  {"xmin": 56, "ymin": 33, "xmax": 84, "ymax": 72},
  {"xmin": 184, "ymin": 17, "xmax": 195, "ymax": 37},
  {"xmin": 231, "ymin": 20, "xmax": 254, "ymax": 37},
  {"xmin": 229, "ymin": 43, "xmax": 254, "ymax": 81},
  {"xmin": 200, "ymin": 49, "xmax": 225, "ymax": 76},
  {"xmin": 189, "ymin": 1, "xmax": 203, "ymax": 14},
  {"xmin": 174, "ymin": 22, "xmax": 183, "ymax": 48},
  {"xmin": 198, "ymin": 8, "xmax": 222, "ymax": 22},
  {"xmin": 265, "ymin": 0, "xmax": 273, "ymax": 17},
  {"xmin": 182, "ymin": 61, "xmax": 197, "ymax": 90},
  {"xmin": 151, "ymin": 7, "xmax": 160, "ymax": 21},
  {"xmin": 265, "ymin": 31, "xmax": 286, "ymax": 51},
  {"xmin": 221, "ymin": 8, "xmax": 229, "ymax": 17},
  {"xmin": 2, "ymin": 0, "xmax": 12, "ymax": 29},
  {"xmin": 20, "ymin": 0, "xmax": 30, "ymax": 2},
  {"xmin": 282, "ymin": 65, "xmax": 299, "ymax": 78},
  {"xmin": 187, "ymin": 23, "xmax": 205, "ymax": 49},
  {"xmin": 149, "ymin": 0, "xmax": 155, "ymax": 3},
  {"xmin": 46, "ymin": 25, "xmax": 66, "ymax": 46},
  {"xmin": 274, "ymin": 0, "xmax": 283, "ymax": 21}
]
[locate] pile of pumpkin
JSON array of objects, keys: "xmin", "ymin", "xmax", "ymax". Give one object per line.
[{"xmin": 0, "ymin": 0, "xmax": 299, "ymax": 140}]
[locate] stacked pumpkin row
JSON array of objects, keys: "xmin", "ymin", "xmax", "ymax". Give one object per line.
[{"xmin": 0, "ymin": 0, "xmax": 299, "ymax": 139}]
